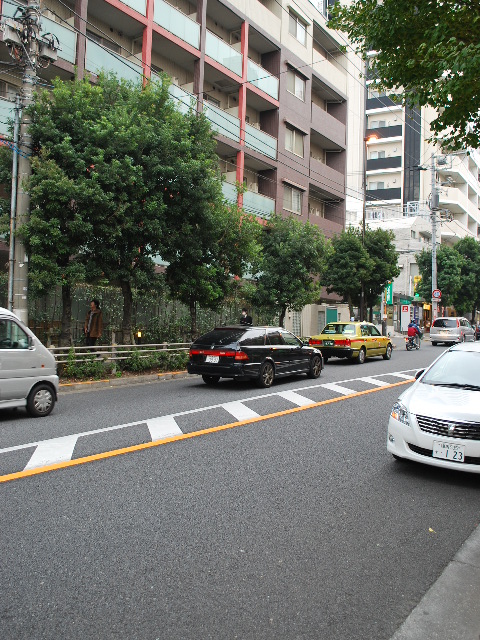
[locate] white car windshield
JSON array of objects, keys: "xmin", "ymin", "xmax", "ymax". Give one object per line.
[{"xmin": 422, "ymin": 350, "xmax": 480, "ymax": 389}]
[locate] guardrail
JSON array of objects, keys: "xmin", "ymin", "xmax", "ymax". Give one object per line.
[{"xmin": 49, "ymin": 342, "xmax": 191, "ymax": 366}]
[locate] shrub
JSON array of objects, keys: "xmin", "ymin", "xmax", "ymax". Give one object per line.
[{"xmin": 61, "ymin": 347, "xmax": 107, "ymax": 380}]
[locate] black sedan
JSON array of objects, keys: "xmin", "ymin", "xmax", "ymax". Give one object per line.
[{"xmin": 188, "ymin": 325, "xmax": 323, "ymax": 388}]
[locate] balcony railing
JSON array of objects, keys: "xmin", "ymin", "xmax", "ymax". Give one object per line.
[
  {"xmin": 222, "ymin": 181, "xmax": 275, "ymax": 219},
  {"xmin": 244, "ymin": 123, "xmax": 277, "ymax": 159},
  {"xmin": 203, "ymin": 103, "xmax": 241, "ymax": 142},
  {"xmin": 85, "ymin": 41, "xmax": 143, "ymax": 82},
  {"xmin": 247, "ymin": 60, "xmax": 278, "ymax": 100},
  {"xmin": 0, "ymin": 98, "xmax": 15, "ymax": 137},
  {"xmin": 168, "ymin": 84, "xmax": 198, "ymax": 114},
  {"xmin": 154, "ymin": 0, "xmax": 200, "ymax": 50},
  {"xmin": 205, "ymin": 31, "xmax": 242, "ymax": 76},
  {"xmin": 366, "ymin": 156, "xmax": 402, "ymax": 171},
  {"xmin": 118, "ymin": 0, "xmax": 147, "ymax": 15}
]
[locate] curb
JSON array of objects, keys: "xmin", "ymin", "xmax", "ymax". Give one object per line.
[{"xmin": 59, "ymin": 370, "xmax": 190, "ymax": 393}]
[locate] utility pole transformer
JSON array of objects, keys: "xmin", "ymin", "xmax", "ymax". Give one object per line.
[{"xmin": 2, "ymin": 1, "xmax": 58, "ymax": 324}]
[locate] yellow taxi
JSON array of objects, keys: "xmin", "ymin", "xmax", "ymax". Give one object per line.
[{"xmin": 309, "ymin": 321, "xmax": 392, "ymax": 364}]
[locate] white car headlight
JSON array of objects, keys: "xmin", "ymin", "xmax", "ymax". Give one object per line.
[{"xmin": 391, "ymin": 401, "xmax": 410, "ymax": 426}]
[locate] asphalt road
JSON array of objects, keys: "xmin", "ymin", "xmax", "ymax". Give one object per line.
[{"xmin": 1, "ymin": 343, "xmax": 479, "ymax": 639}]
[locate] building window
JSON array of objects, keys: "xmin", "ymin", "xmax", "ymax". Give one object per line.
[
  {"xmin": 369, "ymin": 181, "xmax": 385, "ymax": 190},
  {"xmin": 285, "ymin": 124, "xmax": 304, "ymax": 157},
  {"xmin": 284, "ymin": 184, "xmax": 303, "ymax": 214},
  {"xmin": 204, "ymin": 94, "xmax": 221, "ymax": 107},
  {"xmin": 289, "ymin": 11, "xmax": 307, "ymax": 46},
  {"xmin": 291, "ymin": 311, "xmax": 301, "ymax": 336},
  {"xmin": 411, "ymin": 230, "xmax": 417, "ymax": 239},
  {"xmin": 286, "ymin": 69, "xmax": 306, "ymax": 101},
  {"xmin": 369, "ymin": 120, "xmax": 386, "ymax": 129},
  {"xmin": 370, "ymin": 150, "xmax": 386, "ymax": 159}
]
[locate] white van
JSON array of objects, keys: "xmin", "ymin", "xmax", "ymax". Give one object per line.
[{"xmin": 0, "ymin": 307, "xmax": 59, "ymax": 417}]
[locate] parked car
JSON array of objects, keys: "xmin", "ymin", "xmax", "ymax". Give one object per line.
[
  {"xmin": 0, "ymin": 307, "xmax": 59, "ymax": 417},
  {"xmin": 475, "ymin": 324, "xmax": 480, "ymax": 341},
  {"xmin": 308, "ymin": 321, "xmax": 392, "ymax": 364},
  {"xmin": 188, "ymin": 325, "xmax": 323, "ymax": 388},
  {"xmin": 387, "ymin": 341, "xmax": 480, "ymax": 473},
  {"xmin": 429, "ymin": 316, "xmax": 475, "ymax": 346}
]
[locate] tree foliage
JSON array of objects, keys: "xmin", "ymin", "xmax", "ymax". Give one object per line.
[
  {"xmin": 249, "ymin": 214, "xmax": 327, "ymax": 327},
  {"xmin": 329, "ymin": 0, "xmax": 480, "ymax": 150},
  {"xmin": 363, "ymin": 227, "xmax": 400, "ymax": 312}
]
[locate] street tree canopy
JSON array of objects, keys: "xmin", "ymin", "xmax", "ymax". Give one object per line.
[
  {"xmin": 329, "ymin": 0, "xmax": 480, "ymax": 150},
  {"xmin": 249, "ymin": 214, "xmax": 327, "ymax": 327},
  {"xmin": 416, "ymin": 245, "xmax": 463, "ymax": 309}
]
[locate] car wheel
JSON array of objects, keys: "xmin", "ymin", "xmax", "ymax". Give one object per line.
[
  {"xmin": 257, "ymin": 361, "xmax": 275, "ymax": 388},
  {"xmin": 355, "ymin": 348, "xmax": 366, "ymax": 364},
  {"xmin": 27, "ymin": 384, "xmax": 55, "ymax": 417},
  {"xmin": 202, "ymin": 374, "xmax": 220, "ymax": 385},
  {"xmin": 383, "ymin": 343, "xmax": 392, "ymax": 360},
  {"xmin": 307, "ymin": 355, "xmax": 322, "ymax": 379},
  {"xmin": 431, "ymin": 341, "xmax": 437, "ymax": 346}
]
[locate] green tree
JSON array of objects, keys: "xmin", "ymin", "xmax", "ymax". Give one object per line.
[
  {"xmin": 160, "ymin": 113, "xmax": 261, "ymax": 338},
  {"xmin": 250, "ymin": 214, "xmax": 327, "ymax": 327},
  {"xmin": 22, "ymin": 73, "xmax": 177, "ymax": 343},
  {"xmin": 363, "ymin": 227, "xmax": 400, "ymax": 320},
  {"xmin": 451, "ymin": 236, "xmax": 480, "ymax": 319},
  {"xmin": 329, "ymin": 0, "xmax": 480, "ymax": 150},
  {"xmin": 416, "ymin": 245, "xmax": 464, "ymax": 308},
  {"xmin": 322, "ymin": 227, "xmax": 374, "ymax": 319}
]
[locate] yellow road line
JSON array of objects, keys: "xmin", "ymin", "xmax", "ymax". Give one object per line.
[{"xmin": 0, "ymin": 379, "xmax": 412, "ymax": 484}]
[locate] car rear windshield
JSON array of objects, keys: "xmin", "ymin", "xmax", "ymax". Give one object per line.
[
  {"xmin": 193, "ymin": 328, "xmax": 245, "ymax": 346},
  {"xmin": 323, "ymin": 323, "xmax": 356, "ymax": 335},
  {"xmin": 432, "ymin": 318, "xmax": 457, "ymax": 328}
]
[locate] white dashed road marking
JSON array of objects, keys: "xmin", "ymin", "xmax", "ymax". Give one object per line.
[
  {"xmin": 277, "ymin": 390, "xmax": 316, "ymax": 407},
  {"xmin": 146, "ymin": 416, "xmax": 183, "ymax": 441},
  {"xmin": 222, "ymin": 401, "xmax": 260, "ymax": 421},
  {"xmin": 321, "ymin": 383, "xmax": 357, "ymax": 395},
  {"xmin": 359, "ymin": 376, "xmax": 391, "ymax": 387},
  {"xmin": 24, "ymin": 434, "xmax": 79, "ymax": 470}
]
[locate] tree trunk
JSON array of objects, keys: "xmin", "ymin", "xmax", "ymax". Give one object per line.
[
  {"xmin": 59, "ymin": 284, "xmax": 73, "ymax": 347},
  {"xmin": 279, "ymin": 305, "xmax": 286, "ymax": 328},
  {"xmin": 347, "ymin": 296, "xmax": 354, "ymax": 321},
  {"xmin": 189, "ymin": 296, "xmax": 197, "ymax": 340},
  {"xmin": 121, "ymin": 280, "xmax": 133, "ymax": 344}
]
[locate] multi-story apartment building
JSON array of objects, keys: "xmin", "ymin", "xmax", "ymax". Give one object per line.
[{"xmin": 0, "ymin": 0, "xmax": 359, "ymax": 334}]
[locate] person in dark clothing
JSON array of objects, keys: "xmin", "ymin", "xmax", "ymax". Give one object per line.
[
  {"xmin": 84, "ymin": 299, "xmax": 103, "ymax": 347},
  {"xmin": 240, "ymin": 308, "xmax": 252, "ymax": 325},
  {"xmin": 407, "ymin": 320, "xmax": 422, "ymax": 348}
]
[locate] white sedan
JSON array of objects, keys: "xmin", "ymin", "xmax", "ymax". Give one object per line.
[{"xmin": 388, "ymin": 342, "xmax": 480, "ymax": 473}]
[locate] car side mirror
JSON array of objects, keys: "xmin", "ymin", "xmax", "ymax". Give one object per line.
[{"xmin": 415, "ymin": 369, "xmax": 424, "ymax": 380}]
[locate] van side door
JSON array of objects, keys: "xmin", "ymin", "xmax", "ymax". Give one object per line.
[{"xmin": 0, "ymin": 318, "xmax": 36, "ymax": 401}]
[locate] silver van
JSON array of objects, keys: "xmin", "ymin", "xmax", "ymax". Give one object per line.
[
  {"xmin": 430, "ymin": 316, "xmax": 475, "ymax": 346},
  {"xmin": 0, "ymin": 307, "xmax": 59, "ymax": 417}
]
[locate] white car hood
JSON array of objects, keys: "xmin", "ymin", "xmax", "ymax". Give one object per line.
[{"xmin": 401, "ymin": 382, "xmax": 480, "ymax": 423}]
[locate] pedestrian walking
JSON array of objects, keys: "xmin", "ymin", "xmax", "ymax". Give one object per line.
[{"xmin": 84, "ymin": 299, "xmax": 103, "ymax": 347}]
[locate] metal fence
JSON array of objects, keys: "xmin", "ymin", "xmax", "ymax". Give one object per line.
[{"xmin": 49, "ymin": 342, "xmax": 191, "ymax": 368}]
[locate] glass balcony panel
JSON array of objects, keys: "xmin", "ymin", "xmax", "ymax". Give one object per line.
[
  {"xmin": 243, "ymin": 190, "xmax": 275, "ymax": 219},
  {"xmin": 168, "ymin": 84, "xmax": 198, "ymax": 114},
  {"xmin": 203, "ymin": 103, "xmax": 240, "ymax": 142},
  {"xmin": 244, "ymin": 123, "xmax": 277, "ymax": 159},
  {"xmin": 85, "ymin": 41, "xmax": 143, "ymax": 83},
  {"xmin": 0, "ymin": 98, "xmax": 15, "ymax": 137},
  {"xmin": 222, "ymin": 181, "xmax": 238, "ymax": 203},
  {"xmin": 247, "ymin": 60, "xmax": 278, "ymax": 100},
  {"xmin": 42, "ymin": 17, "xmax": 77, "ymax": 64},
  {"xmin": 118, "ymin": 0, "xmax": 147, "ymax": 14},
  {"xmin": 205, "ymin": 31, "xmax": 242, "ymax": 77},
  {"xmin": 154, "ymin": 0, "xmax": 200, "ymax": 49}
]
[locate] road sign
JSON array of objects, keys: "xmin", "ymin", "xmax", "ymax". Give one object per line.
[{"xmin": 432, "ymin": 289, "xmax": 441, "ymax": 299}]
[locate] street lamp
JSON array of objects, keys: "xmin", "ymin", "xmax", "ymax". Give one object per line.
[{"xmin": 360, "ymin": 133, "xmax": 378, "ymax": 321}]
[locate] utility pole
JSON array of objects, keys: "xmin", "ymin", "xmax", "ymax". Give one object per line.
[
  {"xmin": 2, "ymin": 1, "xmax": 58, "ymax": 324},
  {"xmin": 429, "ymin": 154, "xmax": 439, "ymax": 324},
  {"xmin": 7, "ymin": 95, "xmax": 21, "ymax": 311}
]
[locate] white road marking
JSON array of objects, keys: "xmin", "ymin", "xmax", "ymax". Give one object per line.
[
  {"xmin": 146, "ymin": 416, "xmax": 183, "ymax": 441},
  {"xmin": 321, "ymin": 383, "xmax": 357, "ymax": 395},
  {"xmin": 277, "ymin": 390, "xmax": 315, "ymax": 407},
  {"xmin": 0, "ymin": 369, "xmax": 418, "ymax": 473},
  {"xmin": 359, "ymin": 376, "xmax": 390, "ymax": 387},
  {"xmin": 222, "ymin": 401, "xmax": 260, "ymax": 421},
  {"xmin": 24, "ymin": 435, "xmax": 79, "ymax": 470}
]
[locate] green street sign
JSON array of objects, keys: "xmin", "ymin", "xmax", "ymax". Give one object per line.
[{"xmin": 385, "ymin": 282, "xmax": 393, "ymax": 305}]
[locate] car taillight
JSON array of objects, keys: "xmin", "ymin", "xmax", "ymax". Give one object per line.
[
  {"xmin": 234, "ymin": 351, "xmax": 249, "ymax": 361},
  {"xmin": 309, "ymin": 339, "xmax": 322, "ymax": 345},
  {"xmin": 335, "ymin": 339, "xmax": 351, "ymax": 347},
  {"xmin": 189, "ymin": 348, "xmax": 235, "ymax": 357},
  {"xmin": 457, "ymin": 319, "xmax": 460, "ymax": 327}
]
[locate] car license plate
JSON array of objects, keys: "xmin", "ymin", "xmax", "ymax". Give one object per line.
[
  {"xmin": 432, "ymin": 441, "xmax": 465, "ymax": 462},
  {"xmin": 205, "ymin": 355, "xmax": 219, "ymax": 363},
  {"xmin": 324, "ymin": 340, "xmax": 334, "ymax": 346}
]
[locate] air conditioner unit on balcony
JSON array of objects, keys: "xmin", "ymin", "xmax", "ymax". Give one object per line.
[
  {"xmin": 250, "ymin": 122, "xmax": 261, "ymax": 130},
  {"xmin": 248, "ymin": 183, "xmax": 259, "ymax": 193}
]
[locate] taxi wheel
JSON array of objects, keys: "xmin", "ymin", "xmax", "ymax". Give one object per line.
[
  {"xmin": 307, "ymin": 355, "xmax": 322, "ymax": 379},
  {"xmin": 202, "ymin": 375, "xmax": 220, "ymax": 385},
  {"xmin": 383, "ymin": 344, "xmax": 392, "ymax": 360},
  {"xmin": 257, "ymin": 361, "xmax": 275, "ymax": 388},
  {"xmin": 355, "ymin": 347, "xmax": 366, "ymax": 364}
]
